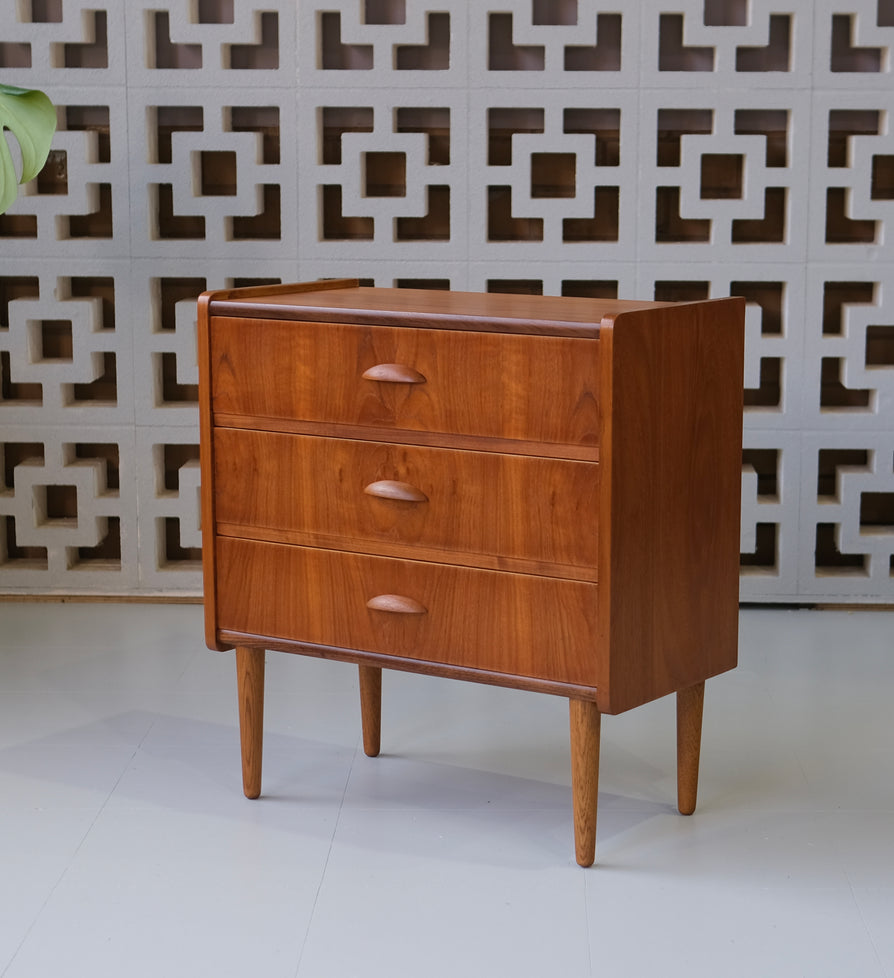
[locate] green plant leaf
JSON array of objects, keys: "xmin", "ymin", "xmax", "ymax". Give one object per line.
[{"xmin": 0, "ymin": 84, "xmax": 57, "ymax": 214}]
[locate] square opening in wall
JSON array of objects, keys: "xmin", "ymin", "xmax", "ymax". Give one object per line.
[
  {"xmin": 197, "ymin": 0, "xmax": 234, "ymax": 24},
  {"xmin": 200, "ymin": 151, "xmax": 237, "ymax": 196},
  {"xmin": 531, "ymin": 153, "xmax": 576, "ymax": 198},
  {"xmin": 532, "ymin": 0, "xmax": 578, "ymax": 26},
  {"xmin": 488, "ymin": 280, "xmax": 543, "ymax": 296},
  {"xmin": 36, "ymin": 150, "xmax": 67, "ymax": 195},
  {"xmin": 38, "ymin": 320, "xmax": 73, "ymax": 360},
  {"xmin": 872, "ymin": 156, "xmax": 894, "ymax": 200},
  {"xmin": 364, "ymin": 153, "xmax": 406, "ymax": 197},
  {"xmin": 866, "ymin": 326, "xmax": 894, "ymax": 366},
  {"xmin": 31, "ymin": 0, "xmax": 63, "ymax": 22},
  {"xmin": 701, "ymin": 154, "xmax": 743, "ymax": 199},
  {"xmin": 703, "ymin": 0, "xmax": 747, "ymax": 26},
  {"xmin": 562, "ymin": 281, "xmax": 618, "ymax": 299},
  {"xmin": 860, "ymin": 493, "xmax": 894, "ymax": 532},
  {"xmin": 34, "ymin": 484, "xmax": 78, "ymax": 526},
  {"xmin": 365, "ymin": 0, "xmax": 405, "ymax": 25}
]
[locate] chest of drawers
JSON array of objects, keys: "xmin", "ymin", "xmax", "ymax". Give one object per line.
[{"xmin": 198, "ymin": 280, "xmax": 745, "ymax": 866}]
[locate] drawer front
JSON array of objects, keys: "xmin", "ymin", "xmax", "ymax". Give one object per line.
[
  {"xmin": 215, "ymin": 538, "xmax": 599, "ymax": 687},
  {"xmin": 212, "ymin": 429, "xmax": 598, "ymax": 579},
  {"xmin": 210, "ymin": 317, "xmax": 599, "ymax": 449}
]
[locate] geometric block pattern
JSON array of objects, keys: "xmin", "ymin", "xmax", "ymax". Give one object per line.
[
  {"xmin": 799, "ymin": 434, "xmax": 894, "ymax": 597},
  {"xmin": 0, "ymin": 0, "xmax": 892, "ymax": 600},
  {"xmin": 300, "ymin": 91, "xmax": 466, "ymax": 260},
  {"xmin": 1, "ymin": 274, "xmax": 125, "ymax": 420},
  {"xmin": 0, "ymin": 425, "xmax": 137, "ymax": 591},
  {"xmin": 133, "ymin": 427, "xmax": 202, "ymax": 591}
]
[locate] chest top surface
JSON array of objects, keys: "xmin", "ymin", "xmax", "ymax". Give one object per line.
[{"xmin": 204, "ymin": 280, "xmax": 676, "ymax": 337}]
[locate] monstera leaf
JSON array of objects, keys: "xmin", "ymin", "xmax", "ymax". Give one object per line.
[{"xmin": 0, "ymin": 84, "xmax": 56, "ymax": 215}]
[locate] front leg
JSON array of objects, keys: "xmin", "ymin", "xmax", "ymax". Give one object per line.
[
  {"xmin": 569, "ymin": 698, "xmax": 601, "ymax": 867},
  {"xmin": 676, "ymin": 681, "xmax": 705, "ymax": 816},
  {"xmin": 236, "ymin": 645, "xmax": 266, "ymax": 799},
  {"xmin": 358, "ymin": 665, "xmax": 382, "ymax": 757}
]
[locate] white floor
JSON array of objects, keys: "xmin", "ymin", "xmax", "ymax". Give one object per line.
[{"xmin": 0, "ymin": 603, "xmax": 892, "ymax": 978}]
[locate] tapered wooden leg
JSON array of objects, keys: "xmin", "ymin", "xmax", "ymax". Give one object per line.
[
  {"xmin": 358, "ymin": 665, "xmax": 382, "ymax": 757},
  {"xmin": 677, "ymin": 681, "xmax": 705, "ymax": 816},
  {"xmin": 569, "ymin": 698, "xmax": 601, "ymax": 867},
  {"xmin": 236, "ymin": 645, "xmax": 265, "ymax": 799}
]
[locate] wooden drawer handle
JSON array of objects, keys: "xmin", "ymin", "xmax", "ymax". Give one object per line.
[
  {"xmin": 366, "ymin": 594, "xmax": 428, "ymax": 615},
  {"xmin": 363, "ymin": 480, "xmax": 428, "ymax": 503},
  {"xmin": 361, "ymin": 363, "xmax": 426, "ymax": 384}
]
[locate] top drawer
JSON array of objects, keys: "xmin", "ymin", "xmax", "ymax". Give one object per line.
[{"xmin": 209, "ymin": 317, "xmax": 599, "ymax": 451}]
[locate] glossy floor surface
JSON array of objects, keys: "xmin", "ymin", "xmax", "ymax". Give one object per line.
[{"xmin": 0, "ymin": 603, "xmax": 892, "ymax": 977}]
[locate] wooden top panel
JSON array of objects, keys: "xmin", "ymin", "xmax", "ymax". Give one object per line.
[{"xmin": 204, "ymin": 281, "xmax": 675, "ymax": 337}]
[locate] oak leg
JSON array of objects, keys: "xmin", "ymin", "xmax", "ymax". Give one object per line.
[
  {"xmin": 236, "ymin": 645, "xmax": 265, "ymax": 799},
  {"xmin": 358, "ymin": 665, "xmax": 382, "ymax": 757},
  {"xmin": 569, "ymin": 698, "xmax": 601, "ymax": 867},
  {"xmin": 676, "ymin": 681, "xmax": 705, "ymax": 816}
]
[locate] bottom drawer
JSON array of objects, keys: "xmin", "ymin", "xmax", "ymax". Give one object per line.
[{"xmin": 215, "ymin": 538, "xmax": 598, "ymax": 688}]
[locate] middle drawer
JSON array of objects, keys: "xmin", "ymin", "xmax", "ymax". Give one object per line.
[{"xmin": 213, "ymin": 429, "xmax": 598, "ymax": 580}]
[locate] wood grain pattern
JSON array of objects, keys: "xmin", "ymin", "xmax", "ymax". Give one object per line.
[
  {"xmin": 197, "ymin": 292, "xmax": 228, "ymax": 652},
  {"xmin": 236, "ymin": 645, "xmax": 265, "ymax": 799},
  {"xmin": 215, "ymin": 537, "xmax": 599, "ymax": 687},
  {"xmin": 220, "ymin": 629, "xmax": 601, "ymax": 701},
  {"xmin": 569, "ymin": 699, "xmax": 601, "ymax": 868},
  {"xmin": 209, "ymin": 317, "xmax": 599, "ymax": 448},
  {"xmin": 677, "ymin": 681, "xmax": 705, "ymax": 815},
  {"xmin": 207, "ymin": 284, "xmax": 675, "ymax": 338},
  {"xmin": 211, "ymin": 414, "xmax": 598, "ymax": 462},
  {"xmin": 198, "ymin": 281, "xmax": 746, "ymax": 866},
  {"xmin": 595, "ymin": 298, "xmax": 745, "ymax": 714},
  {"xmin": 358, "ymin": 665, "xmax": 382, "ymax": 758},
  {"xmin": 211, "ymin": 429, "xmax": 598, "ymax": 579},
  {"xmin": 201, "ymin": 279, "xmax": 358, "ymax": 304}
]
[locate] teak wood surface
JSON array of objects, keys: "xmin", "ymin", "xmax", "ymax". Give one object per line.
[
  {"xmin": 209, "ymin": 317, "xmax": 600, "ymax": 449},
  {"xmin": 594, "ymin": 300, "xmax": 744, "ymax": 714},
  {"xmin": 215, "ymin": 537, "xmax": 599, "ymax": 688},
  {"xmin": 207, "ymin": 280, "xmax": 676, "ymax": 337},
  {"xmin": 199, "ymin": 281, "xmax": 745, "ymax": 866},
  {"xmin": 211, "ymin": 428, "xmax": 598, "ymax": 580}
]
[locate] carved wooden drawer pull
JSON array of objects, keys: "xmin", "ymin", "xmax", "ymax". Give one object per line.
[
  {"xmin": 366, "ymin": 594, "xmax": 428, "ymax": 614},
  {"xmin": 363, "ymin": 479, "xmax": 429, "ymax": 503},
  {"xmin": 361, "ymin": 363, "xmax": 427, "ymax": 384}
]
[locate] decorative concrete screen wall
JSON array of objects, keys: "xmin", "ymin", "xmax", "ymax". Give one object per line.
[{"xmin": 0, "ymin": 0, "xmax": 892, "ymax": 602}]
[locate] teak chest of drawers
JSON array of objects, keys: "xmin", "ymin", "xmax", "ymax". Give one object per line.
[{"xmin": 198, "ymin": 280, "xmax": 745, "ymax": 866}]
